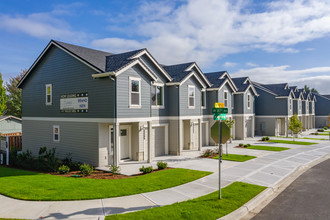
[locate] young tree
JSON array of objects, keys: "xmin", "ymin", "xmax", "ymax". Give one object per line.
[
  {"xmin": 0, "ymin": 73, "xmax": 7, "ymax": 115},
  {"xmin": 6, "ymin": 70, "xmax": 25, "ymax": 118},
  {"xmin": 223, "ymin": 118, "xmax": 235, "ymax": 155},
  {"xmin": 288, "ymin": 114, "xmax": 304, "ymax": 141}
]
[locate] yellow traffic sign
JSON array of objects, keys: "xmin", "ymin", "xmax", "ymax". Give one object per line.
[{"xmin": 214, "ymin": 102, "xmax": 224, "ymax": 108}]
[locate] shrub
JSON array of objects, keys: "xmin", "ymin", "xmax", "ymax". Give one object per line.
[
  {"xmin": 80, "ymin": 163, "xmax": 94, "ymax": 176},
  {"xmin": 157, "ymin": 161, "xmax": 168, "ymax": 170},
  {"xmin": 202, "ymin": 149, "xmax": 214, "ymax": 157},
  {"xmin": 139, "ymin": 166, "xmax": 153, "ymax": 174},
  {"xmin": 244, "ymin": 144, "xmax": 251, "ymax": 148},
  {"xmin": 37, "ymin": 147, "xmax": 59, "ymax": 172},
  {"xmin": 109, "ymin": 165, "xmax": 121, "ymax": 175},
  {"xmin": 317, "ymin": 129, "xmax": 324, "ymax": 132},
  {"xmin": 314, "ymin": 132, "xmax": 319, "ymax": 135},
  {"xmin": 265, "ymin": 136, "xmax": 270, "ymax": 141},
  {"xmin": 239, "ymin": 143, "xmax": 244, "ymax": 147},
  {"xmin": 62, "ymin": 153, "xmax": 82, "ymax": 171},
  {"xmin": 10, "ymin": 148, "xmax": 35, "ymax": 169},
  {"xmin": 324, "ymin": 127, "xmax": 328, "ymax": 130},
  {"xmin": 58, "ymin": 165, "xmax": 70, "ymax": 174},
  {"xmin": 262, "ymin": 136, "xmax": 270, "ymax": 141}
]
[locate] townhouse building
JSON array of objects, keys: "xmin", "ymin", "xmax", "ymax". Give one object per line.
[
  {"xmin": 313, "ymin": 93, "xmax": 330, "ymax": 128},
  {"xmin": 232, "ymin": 77, "xmax": 258, "ymax": 139},
  {"xmin": 252, "ymin": 82, "xmax": 295, "ymax": 136}
]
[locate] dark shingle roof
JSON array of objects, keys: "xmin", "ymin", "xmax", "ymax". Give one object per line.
[
  {"xmin": 232, "ymin": 77, "xmax": 249, "ymax": 92},
  {"xmin": 105, "ymin": 49, "xmax": 145, "ymax": 72},
  {"xmin": 261, "ymin": 83, "xmax": 292, "ymax": 97},
  {"xmin": 204, "ymin": 71, "xmax": 227, "ymax": 88},
  {"xmin": 53, "ymin": 40, "xmax": 112, "ymax": 72},
  {"xmin": 162, "ymin": 62, "xmax": 195, "ymax": 82},
  {"xmin": 322, "ymin": 94, "xmax": 330, "ymax": 99}
]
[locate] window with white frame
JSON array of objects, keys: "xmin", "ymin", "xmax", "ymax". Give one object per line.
[
  {"xmin": 46, "ymin": 84, "xmax": 52, "ymax": 105},
  {"xmin": 224, "ymin": 91, "xmax": 228, "ymax": 107},
  {"xmin": 129, "ymin": 77, "xmax": 141, "ymax": 107},
  {"xmin": 151, "ymin": 85, "xmax": 164, "ymax": 107},
  {"xmin": 289, "ymin": 98, "xmax": 292, "ymax": 111},
  {"xmin": 53, "ymin": 125, "xmax": 60, "ymax": 142},
  {"xmin": 247, "ymin": 93, "xmax": 251, "ymax": 109},
  {"xmin": 201, "ymin": 91, "xmax": 206, "ymax": 108},
  {"xmin": 188, "ymin": 85, "xmax": 195, "ymax": 108},
  {"xmin": 298, "ymin": 99, "xmax": 301, "ymax": 112}
]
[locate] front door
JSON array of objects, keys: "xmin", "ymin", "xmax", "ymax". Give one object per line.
[{"xmin": 120, "ymin": 126, "xmax": 130, "ymax": 160}]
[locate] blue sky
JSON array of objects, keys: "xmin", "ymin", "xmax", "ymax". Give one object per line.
[{"xmin": 1, "ymin": 0, "xmax": 330, "ymax": 93}]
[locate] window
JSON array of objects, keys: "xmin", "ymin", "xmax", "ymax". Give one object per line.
[
  {"xmin": 46, "ymin": 84, "xmax": 52, "ymax": 105},
  {"xmin": 298, "ymin": 99, "xmax": 301, "ymax": 111},
  {"xmin": 188, "ymin": 85, "xmax": 195, "ymax": 108},
  {"xmin": 151, "ymin": 85, "xmax": 164, "ymax": 107},
  {"xmin": 53, "ymin": 125, "xmax": 60, "ymax": 142},
  {"xmin": 289, "ymin": 98, "xmax": 292, "ymax": 111},
  {"xmin": 247, "ymin": 94, "xmax": 251, "ymax": 109},
  {"xmin": 201, "ymin": 91, "xmax": 206, "ymax": 109},
  {"xmin": 312, "ymin": 102, "xmax": 315, "ymax": 113},
  {"xmin": 129, "ymin": 77, "xmax": 141, "ymax": 107},
  {"xmin": 306, "ymin": 102, "xmax": 309, "ymax": 113},
  {"xmin": 224, "ymin": 91, "xmax": 228, "ymax": 107}
]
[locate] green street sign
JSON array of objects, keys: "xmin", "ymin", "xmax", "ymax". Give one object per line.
[
  {"xmin": 212, "ymin": 108, "xmax": 228, "ymax": 114},
  {"xmin": 214, "ymin": 114, "xmax": 227, "ymax": 121},
  {"xmin": 210, "ymin": 121, "xmax": 231, "ymax": 144}
]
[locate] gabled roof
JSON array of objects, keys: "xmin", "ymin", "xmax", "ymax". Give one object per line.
[
  {"xmin": 261, "ymin": 83, "xmax": 293, "ymax": 97},
  {"xmin": 18, "ymin": 40, "xmax": 175, "ymax": 88},
  {"xmin": 163, "ymin": 62, "xmax": 195, "ymax": 82},
  {"xmin": 204, "ymin": 71, "xmax": 238, "ymax": 92},
  {"xmin": 314, "ymin": 93, "xmax": 330, "ymax": 101},
  {"xmin": 232, "ymin": 77, "xmax": 258, "ymax": 96},
  {"xmin": 0, "ymin": 116, "xmax": 22, "ymax": 122},
  {"xmin": 322, "ymin": 94, "xmax": 330, "ymax": 99}
]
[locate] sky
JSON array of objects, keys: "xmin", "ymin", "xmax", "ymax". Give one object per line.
[{"xmin": 1, "ymin": 0, "xmax": 330, "ymax": 94}]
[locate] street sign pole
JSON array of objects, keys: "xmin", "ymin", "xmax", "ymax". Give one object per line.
[{"xmin": 219, "ymin": 120, "xmax": 222, "ymax": 199}]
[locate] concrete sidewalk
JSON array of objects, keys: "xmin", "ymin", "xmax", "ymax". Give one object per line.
[{"xmin": 0, "ymin": 139, "xmax": 329, "ymax": 219}]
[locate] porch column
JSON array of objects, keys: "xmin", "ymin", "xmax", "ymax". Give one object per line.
[
  {"xmin": 113, "ymin": 122, "xmax": 120, "ymax": 166},
  {"xmin": 252, "ymin": 116, "xmax": 255, "ymax": 138},
  {"xmin": 178, "ymin": 119, "xmax": 183, "ymax": 155},
  {"xmin": 147, "ymin": 121, "xmax": 152, "ymax": 163},
  {"xmin": 285, "ymin": 117, "xmax": 288, "ymax": 137}
]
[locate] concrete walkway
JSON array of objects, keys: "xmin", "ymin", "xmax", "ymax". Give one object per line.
[{"xmin": 0, "ymin": 137, "xmax": 329, "ymax": 219}]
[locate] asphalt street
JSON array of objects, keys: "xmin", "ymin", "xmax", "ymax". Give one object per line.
[{"xmin": 252, "ymin": 158, "xmax": 330, "ymax": 220}]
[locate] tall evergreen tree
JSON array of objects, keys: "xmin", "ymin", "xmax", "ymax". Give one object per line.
[
  {"xmin": 0, "ymin": 73, "xmax": 7, "ymax": 115},
  {"xmin": 5, "ymin": 70, "xmax": 25, "ymax": 118}
]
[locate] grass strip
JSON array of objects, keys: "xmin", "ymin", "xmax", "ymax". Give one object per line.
[
  {"xmin": 267, "ymin": 140, "xmax": 317, "ymax": 145},
  {"xmin": 106, "ymin": 182, "xmax": 266, "ymax": 220},
  {"xmin": 274, "ymin": 136, "xmax": 326, "ymax": 140},
  {"xmin": 0, "ymin": 166, "xmax": 211, "ymax": 201},
  {"xmin": 314, "ymin": 133, "xmax": 330, "ymax": 136},
  {"xmin": 246, "ymin": 145, "xmax": 289, "ymax": 151},
  {"xmin": 212, "ymin": 154, "xmax": 256, "ymax": 162}
]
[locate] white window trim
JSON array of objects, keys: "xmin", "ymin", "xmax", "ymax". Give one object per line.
[
  {"xmin": 289, "ymin": 98, "xmax": 292, "ymax": 111},
  {"xmin": 188, "ymin": 85, "xmax": 195, "ymax": 109},
  {"xmin": 201, "ymin": 91, "xmax": 206, "ymax": 109},
  {"xmin": 46, "ymin": 84, "xmax": 52, "ymax": 105},
  {"xmin": 151, "ymin": 85, "xmax": 165, "ymax": 109},
  {"xmin": 53, "ymin": 125, "xmax": 60, "ymax": 142},
  {"xmin": 223, "ymin": 90, "xmax": 228, "ymax": 108},
  {"xmin": 247, "ymin": 93, "xmax": 251, "ymax": 109},
  {"xmin": 129, "ymin": 77, "xmax": 141, "ymax": 108}
]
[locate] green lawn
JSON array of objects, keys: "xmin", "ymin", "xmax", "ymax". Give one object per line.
[
  {"xmin": 246, "ymin": 145, "xmax": 289, "ymax": 151},
  {"xmin": 0, "ymin": 166, "xmax": 211, "ymax": 201},
  {"xmin": 315, "ymin": 133, "xmax": 330, "ymax": 136},
  {"xmin": 274, "ymin": 136, "xmax": 326, "ymax": 141},
  {"xmin": 106, "ymin": 182, "xmax": 266, "ymax": 220},
  {"xmin": 212, "ymin": 154, "xmax": 256, "ymax": 162},
  {"xmin": 267, "ymin": 140, "xmax": 317, "ymax": 145}
]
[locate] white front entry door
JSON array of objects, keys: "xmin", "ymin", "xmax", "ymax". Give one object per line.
[{"xmin": 119, "ymin": 125, "xmax": 130, "ymax": 160}]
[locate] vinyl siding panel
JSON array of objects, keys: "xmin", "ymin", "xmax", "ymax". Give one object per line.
[
  {"xmin": 0, "ymin": 119, "xmax": 22, "ymax": 134},
  {"xmin": 218, "ymin": 83, "xmax": 234, "ymax": 115},
  {"xmin": 315, "ymin": 95, "xmax": 330, "ymax": 115},
  {"xmin": 21, "ymin": 45, "xmax": 115, "ymax": 118},
  {"xmin": 179, "ymin": 77, "xmax": 203, "ymax": 116},
  {"xmin": 234, "ymin": 94, "xmax": 244, "ymax": 114},
  {"xmin": 168, "ymin": 86, "xmax": 179, "ymax": 116},
  {"xmin": 255, "ymin": 88, "xmax": 288, "ymax": 115},
  {"xmin": 116, "ymin": 65, "xmax": 152, "ymax": 118},
  {"xmin": 22, "ymin": 120, "xmax": 99, "ymax": 166},
  {"xmin": 245, "ymin": 89, "xmax": 255, "ymax": 114}
]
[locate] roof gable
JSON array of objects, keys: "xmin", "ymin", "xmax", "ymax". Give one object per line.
[
  {"xmin": 232, "ymin": 77, "xmax": 258, "ymax": 96},
  {"xmin": 205, "ymin": 71, "xmax": 237, "ymax": 92},
  {"xmin": 185, "ymin": 63, "xmax": 211, "ymax": 87}
]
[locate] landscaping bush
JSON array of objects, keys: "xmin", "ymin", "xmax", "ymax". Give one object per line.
[
  {"xmin": 9, "ymin": 147, "xmax": 35, "ymax": 169},
  {"xmin": 324, "ymin": 127, "xmax": 328, "ymax": 130},
  {"xmin": 80, "ymin": 163, "xmax": 94, "ymax": 176},
  {"xmin": 58, "ymin": 165, "xmax": 70, "ymax": 174},
  {"xmin": 139, "ymin": 166, "xmax": 153, "ymax": 174},
  {"xmin": 37, "ymin": 147, "xmax": 59, "ymax": 172},
  {"xmin": 62, "ymin": 153, "xmax": 82, "ymax": 171},
  {"xmin": 109, "ymin": 164, "xmax": 121, "ymax": 175},
  {"xmin": 317, "ymin": 129, "xmax": 324, "ymax": 132},
  {"xmin": 157, "ymin": 161, "xmax": 168, "ymax": 170},
  {"xmin": 261, "ymin": 136, "xmax": 270, "ymax": 141},
  {"xmin": 244, "ymin": 144, "xmax": 251, "ymax": 148},
  {"xmin": 202, "ymin": 149, "xmax": 214, "ymax": 157},
  {"xmin": 239, "ymin": 143, "xmax": 244, "ymax": 147}
]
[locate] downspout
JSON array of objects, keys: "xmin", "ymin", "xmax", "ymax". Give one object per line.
[
  {"xmin": 112, "ymin": 76, "xmax": 117, "ymax": 166},
  {"xmin": 178, "ymin": 86, "xmax": 180, "ymax": 154}
]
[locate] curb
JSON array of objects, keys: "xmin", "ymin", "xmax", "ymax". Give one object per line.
[{"xmin": 219, "ymin": 154, "xmax": 330, "ymax": 220}]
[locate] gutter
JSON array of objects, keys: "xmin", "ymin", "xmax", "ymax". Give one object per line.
[{"xmin": 92, "ymin": 71, "xmax": 115, "ymax": 79}]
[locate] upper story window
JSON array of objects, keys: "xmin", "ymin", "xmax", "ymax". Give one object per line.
[
  {"xmin": 289, "ymin": 98, "xmax": 292, "ymax": 111},
  {"xmin": 224, "ymin": 91, "xmax": 228, "ymax": 107},
  {"xmin": 46, "ymin": 84, "xmax": 52, "ymax": 105},
  {"xmin": 188, "ymin": 85, "xmax": 195, "ymax": 108},
  {"xmin": 306, "ymin": 101, "xmax": 309, "ymax": 113},
  {"xmin": 298, "ymin": 99, "xmax": 301, "ymax": 111},
  {"xmin": 247, "ymin": 93, "xmax": 251, "ymax": 109},
  {"xmin": 53, "ymin": 125, "xmax": 60, "ymax": 142},
  {"xmin": 312, "ymin": 102, "xmax": 315, "ymax": 113},
  {"xmin": 129, "ymin": 77, "xmax": 141, "ymax": 108},
  {"xmin": 151, "ymin": 85, "xmax": 164, "ymax": 107},
  {"xmin": 201, "ymin": 90, "xmax": 206, "ymax": 109}
]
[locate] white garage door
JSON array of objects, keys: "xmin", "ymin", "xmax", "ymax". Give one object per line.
[
  {"xmin": 153, "ymin": 126, "xmax": 166, "ymax": 157},
  {"xmin": 192, "ymin": 123, "xmax": 199, "ymax": 150}
]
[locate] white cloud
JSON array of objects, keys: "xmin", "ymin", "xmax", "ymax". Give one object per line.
[
  {"xmin": 246, "ymin": 62, "xmax": 258, "ymax": 67},
  {"xmin": 91, "ymin": 38, "xmax": 143, "ymax": 53},
  {"xmin": 231, "ymin": 65, "xmax": 330, "ymax": 94},
  {"xmin": 93, "ymin": 0, "xmax": 330, "ymax": 67},
  {"xmin": 223, "ymin": 62, "xmax": 237, "ymax": 68}
]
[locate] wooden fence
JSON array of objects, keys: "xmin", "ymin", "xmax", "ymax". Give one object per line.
[{"xmin": 0, "ymin": 132, "xmax": 22, "ymax": 151}]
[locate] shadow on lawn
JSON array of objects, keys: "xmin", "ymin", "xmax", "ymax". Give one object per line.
[{"xmin": 0, "ymin": 165, "xmax": 40, "ymax": 177}]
